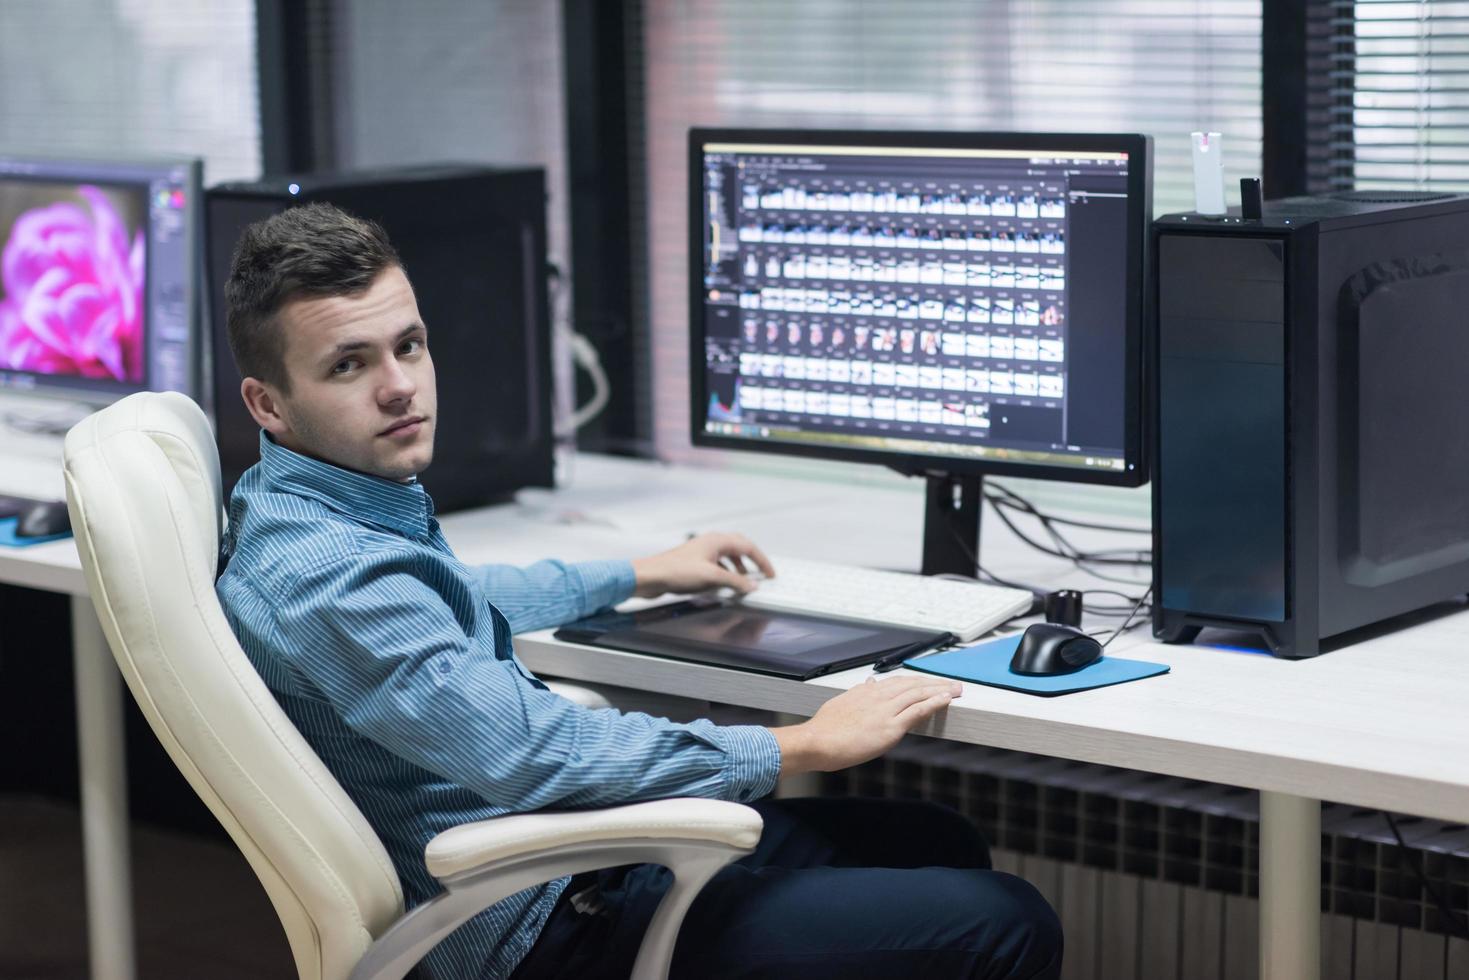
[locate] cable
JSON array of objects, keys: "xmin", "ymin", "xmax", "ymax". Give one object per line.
[
  {"xmin": 916, "ymin": 468, "xmax": 1158, "ymax": 626},
  {"xmin": 1083, "ymin": 602, "xmax": 1151, "ymax": 617},
  {"xmin": 1098, "ymin": 586, "xmax": 1153, "ymax": 650},
  {"xmin": 1383, "ymin": 812, "xmax": 1469, "ymax": 940},
  {"xmin": 1065, "ymin": 560, "xmax": 1154, "ymax": 588},
  {"xmin": 563, "ymin": 331, "xmax": 610, "ymax": 433},
  {"xmin": 983, "ymin": 491, "xmax": 1154, "ymax": 585},
  {"xmin": 984, "ymin": 481, "xmax": 1151, "ymax": 535},
  {"xmin": 937, "ymin": 503, "xmax": 1154, "ymax": 625},
  {"xmin": 545, "ymin": 263, "xmax": 611, "ymax": 439},
  {"xmin": 933, "ymin": 510, "xmax": 1048, "ymax": 597},
  {"xmin": 987, "ymin": 485, "xmax": 1153, "ymax": 569},
  {"xmin": 1081, "ymin": 588, "xmax": 1149, "ymax": 606},
  {"xmin": 982, "ymin": 502, "xmax": 1151, "ymax": 589},
  {"xmin": 985, "ymin": 485, "xmax": 1152, "ymax": 566}
]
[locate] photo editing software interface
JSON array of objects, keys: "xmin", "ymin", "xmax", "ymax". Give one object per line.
[
  {"xmin": 0, "ymin": 158, "xmax": 196, "ymax": 401},
  {"xmin": 698, "ymin": 140, "xmax": 1134, "ymax": 472}
]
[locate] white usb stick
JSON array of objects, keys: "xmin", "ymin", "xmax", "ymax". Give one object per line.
[{"xmin": 1191, "ymin": 131, "xmax": 1226, "ymax": 215}]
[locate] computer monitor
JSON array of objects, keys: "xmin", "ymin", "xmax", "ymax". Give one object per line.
[
  {"xmin": 689, "ymin": 128, "xmax": 1152, "ymax": 575},
  {"xmin": 0, "ymin": 156, "xmax": 202, "ymax": 407}
]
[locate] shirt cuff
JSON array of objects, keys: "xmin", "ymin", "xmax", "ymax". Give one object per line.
[
  {"xmin": 715, "ymin": 724, "xmax": 782, "ymax": 802},
  {"xmin": 574, "ymin": 559, "xmax": 637, "ymax": 614}
]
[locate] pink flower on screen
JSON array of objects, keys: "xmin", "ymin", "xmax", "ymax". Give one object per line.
[{"xmin": 0, "ymin": 186, "xmax": 145, "ymax": 382}]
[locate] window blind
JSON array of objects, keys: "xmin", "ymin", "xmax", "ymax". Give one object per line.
[
  {"xmin": 0, "ymin": 0, "xmax": 261, "ymax": 183},
  {"xmin": 1343, "ymin": 0, "xmax": 1469, "ymax": 190},
  {"xmin": 639, "ymin": 0, "xmax": 1262, "ymax": 459},
  {"xmin": 327, "ymin": 0, "xmax": 572, "ymax": 269}
]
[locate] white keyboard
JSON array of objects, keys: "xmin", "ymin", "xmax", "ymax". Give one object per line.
[
  {"xmin": 739, "ymin": 557, "xmax": 1035, "ymax": 642},
  {"xmin": 0, "ymin": 448, "xmax": 64, "ymax": 500},
  {"xmin": 0, "ymin": 395, "xmax": 70, "ymax": 501}
]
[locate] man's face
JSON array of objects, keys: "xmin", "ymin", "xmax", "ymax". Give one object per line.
[{"xmin": 244, "ymin": 265, "xmax": 437, "ymax": 482}]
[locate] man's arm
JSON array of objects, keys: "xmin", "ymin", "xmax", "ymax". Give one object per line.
[
  {"xmin": 476, "ymin": 531, "xmax": 776, "ymax": 634},
  {"xmin": 273, "ymin": 548, "xmax": 961, "ymax": 810},
  {"xmin": 275, "ymin": 551, "xmax": 781, "ymax": 810}
]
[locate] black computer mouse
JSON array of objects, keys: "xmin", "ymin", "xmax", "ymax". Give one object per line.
[
  {"xmin": 1009, "ymin": 622, "xmax": 1103, "ymax": 676},
  {"xmin": 16, "ymin": 500, "xmax": 71, "ymax": 539}
]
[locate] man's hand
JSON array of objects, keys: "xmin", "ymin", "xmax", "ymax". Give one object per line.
[
  {"xmin": 770, "ymin": 676, "xmax": 964, "ymax": 774},
  {"xmin": 630, "ymin": 531, "xmax": 776, "ymax": 599}
]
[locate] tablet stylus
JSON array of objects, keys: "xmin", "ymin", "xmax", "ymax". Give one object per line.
[{"xmin": 871, "ymin": 633, "xmax": 954, "ymax": 673}]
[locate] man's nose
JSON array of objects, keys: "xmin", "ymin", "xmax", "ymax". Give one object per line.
[{"xmin": 379, "ymin": 358, "xmax": 416, "ymax": 404}]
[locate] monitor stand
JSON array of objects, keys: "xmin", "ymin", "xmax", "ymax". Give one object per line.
[{"xmin": 920, "ymin": 472, "xmax": 983, "ymax": 578}]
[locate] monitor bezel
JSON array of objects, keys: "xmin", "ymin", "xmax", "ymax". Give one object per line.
[
  {"xmin": 687, "ymin": 127, "xmax": 1152, "ymax": 488},
  {"xmin": 0, "ymin": 155, "xmax": 204, "ymax": 406}
]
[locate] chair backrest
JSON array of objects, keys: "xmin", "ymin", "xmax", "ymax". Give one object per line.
[{"xmin": 63, "ymin": 392, "xmax": 403, "ymax": 980}]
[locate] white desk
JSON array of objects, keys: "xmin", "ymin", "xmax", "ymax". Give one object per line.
[
  {"xmin": 447, "ymin": 455, "xmax": 1469, "ymax": 980},
  {"xmin": 7, "ymin": 452, "xmax": 1469, "ymax": 980}
]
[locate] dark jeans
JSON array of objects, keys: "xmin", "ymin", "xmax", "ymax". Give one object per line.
[{"xmin": 510, "ymin": 797, "xmax": 1062, "ymax": 979}]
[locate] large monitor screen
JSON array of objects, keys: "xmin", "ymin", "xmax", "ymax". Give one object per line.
[
  {"xmin": 0, "ymin": 157, "xmax": 200, "ymax": 403},
  {"xmin": 690, "ymin": 130, "xmax": 1150, "ymax": 486}
]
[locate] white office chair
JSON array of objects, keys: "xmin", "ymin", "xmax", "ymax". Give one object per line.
[{"xmin": 62, "ymin": 391, "xmax": 761, "ymax": 980}]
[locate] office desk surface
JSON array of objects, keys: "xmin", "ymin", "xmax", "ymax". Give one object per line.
[
  {"xmin": 8, "ymin": 450, "xmax": 1469, "ymax": 825},
  {"xmin": 0, "ymin": 534, "xmax": 86, "ymax": 595},
  {"xmin": 445, "ymin": 455, "xmax": 1469, "ymax": 826}
]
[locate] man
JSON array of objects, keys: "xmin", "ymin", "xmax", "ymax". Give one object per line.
[{"xmin": 216, "ymin": 203, "xmax": 1061, "ymax": 980}]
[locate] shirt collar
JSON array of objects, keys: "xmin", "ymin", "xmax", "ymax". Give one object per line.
[{"xmin": 256, "ymin": 430, "xmax": 435, "ymax": 539}]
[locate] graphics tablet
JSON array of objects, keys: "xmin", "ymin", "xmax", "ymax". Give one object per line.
[{"xmin": 554, "ymin": 597, "xmax": 948, "ymax": 680}]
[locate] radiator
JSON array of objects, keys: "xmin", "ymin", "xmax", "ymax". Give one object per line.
[{"xmin": 817, "ymin": 738, "xmax": 1469, "ymax": 980}]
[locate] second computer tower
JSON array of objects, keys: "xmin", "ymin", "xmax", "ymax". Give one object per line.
[
  {"xmin": 205, "ymin": 165, "xmax": 555, "ymax": 512},
  {"xmin": 1153, "ymin": 191, "xmax": 1469, "ymax": 658}
]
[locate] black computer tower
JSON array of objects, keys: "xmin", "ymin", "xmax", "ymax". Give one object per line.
[
  {"xmin": 205, "ymin": 165, "xmax": 554, "ymax": 512},
  {"xmin": 1153, "ymin": 191, "xmax": 1469, "ymax": 658}
]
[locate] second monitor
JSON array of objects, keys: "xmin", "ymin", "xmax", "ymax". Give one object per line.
[
  {"xmin": 689, "ymin": 129, "xmax": 1152, "ymax": 575},
  {"xmin": 0, "ymin": 156, "xmax": 202, "ymax": 407}
]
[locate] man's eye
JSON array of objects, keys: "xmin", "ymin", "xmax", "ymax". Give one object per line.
[
  {"xmin": 331, "ymin": 360, "xmax": 356, "ymax": 375},
  {"xmin": 400, "ymin": 338, "xmax": 423, "ymax": 355}
]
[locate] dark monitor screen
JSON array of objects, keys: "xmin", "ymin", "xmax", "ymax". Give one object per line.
[
  {"xmin": 689, "ymin": 129, "xmax": 1151, "ymax": 486},
  {"xmin": 0, "ymin": 157, "xmax": 201, "ymax": 404}
]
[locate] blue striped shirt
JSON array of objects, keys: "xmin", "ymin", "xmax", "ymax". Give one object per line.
[{"xmin": 216, "ymin": 433, "xmax": 782, "ymax": 980}]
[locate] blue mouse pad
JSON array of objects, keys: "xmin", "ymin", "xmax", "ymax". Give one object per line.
[
  {"xmin": 0, "ymin": 517, "xmax": 72, "ymax": 547},
  {"xmin": 903, "ymin": 633, "xmax": 1169, "ymax": 696}
]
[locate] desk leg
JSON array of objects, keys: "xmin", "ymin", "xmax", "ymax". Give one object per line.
[
  {"xmin": 71, "ymin": 598, "xmax": 136, "ymax": 980},
  {"xmin": 1259, "ymin": 790, "xmax": 1320, "ymax": 980}
]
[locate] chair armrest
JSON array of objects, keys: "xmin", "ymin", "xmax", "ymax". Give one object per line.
[
  {"xmin": 354, "ymin": 800, "xmax": 762, "ymax": 980},
  {"xmin": 424, "ymin": 798, "xmax": 762, "ymax": 881}
]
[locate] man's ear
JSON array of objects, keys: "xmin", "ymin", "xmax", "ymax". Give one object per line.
[{"xmin": 240, "ymin": 377, "xmax": 291, "ymax": 438}]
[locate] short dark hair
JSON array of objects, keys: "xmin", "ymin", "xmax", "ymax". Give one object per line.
[{"xmin": 223, "ymin": 202, "xmax": 403, "ymax": 391}]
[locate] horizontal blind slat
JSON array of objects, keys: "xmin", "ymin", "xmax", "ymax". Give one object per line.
[{"xmin": 1345, "ymin": 0, "xmax": 1469, "ymax": 191}]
